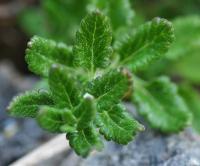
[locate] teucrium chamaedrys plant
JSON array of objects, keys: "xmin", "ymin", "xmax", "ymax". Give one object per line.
[
  {"xmin": 8, "ymin": 11, "xmax": 144, "ymax": 157},
  {"xmin": 8, "ymin": 10, "xmax": 192, "ymax": 157}
]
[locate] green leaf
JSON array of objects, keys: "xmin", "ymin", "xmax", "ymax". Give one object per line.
[
  {"xmin": 42, "ymin": 0, "xmax": 89, "ymax": 42},
  {"xmin": 117, "ymin": 17, "xmax": 174, "ymax": 72},
  {"xmin": 166, "ymin": 15, "xmax": 200, "ymax": 84},
  {"xmin": 133, "ymin": 77, "xmax": 192, "ymax": 133},
  {"xmin": 20, "ymin": 0, "xmax": 89, "ymax": 43},
  {"xmin": 67, "ymin": 127, "xmax": 103, "ymax": 157},
  {"xmin": 7, "ymin": 90, "xmax": 54, "ymax": 118},
  {"xmin": 49, "ymin": 64, "xmax": 80, "ymax": 109},
  {"xmin": 89, "ymin": 0, "xmax": 134, "ymax": 30},
  {"xmin": 166, "ymin": 15, "xmax": 200, "ymax": 60},
  {"xmin": 170, "ymin": 52, "xmax": 200, "ymax": 84},
  {"xmin": 37, "ymin": 106, "xmax": 67, "ymax": 133},
  {"xmin": 87, "ymin": 69, "xmax": 129, "ymax": 110},
  {"xmin": 37, "ymin": 104, "xmax": 84, "ymax": 133},
  {"xmin": 73, "ymin": 95, "xmax": 96, "ymax": 130},
  {"xmin": 26, "ymin": 36, "xmax": 73, "ymax": 77},
  {"xmin": 61, "ymin": 110, "xmax": 77, "ymax": 127},
  {"xmin": 73, "ymin": 11, "xmax": 112, "ymax": 72},
  {"xmin": 20, "ymin": 8, "xmax": 49, "ymax": 37},
  {"xmin": 67, "ymin": 96, "xmax": 103, "ymax": 157},
  {"xmin": 138, "ymin": 16, "xmax": 200, "ymax": 83},
  {"xmin": 60, "ymin": 125, "xmax": 76, "ymax": 133},
  {"xmin": 179, "ymin": 84, "xmax": 200, "ymax": 133},
  {"xmin": 97, "ymin": 104, "xmax": 144, "ymax": 144}
]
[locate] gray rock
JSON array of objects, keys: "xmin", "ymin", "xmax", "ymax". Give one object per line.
[
  {"xmin": 79, "ymin": 103, "xmax": 200, "ymax": 166},
  {"xmin": 80, "ymin": 128, "xmax": 200, "ymax": 166},
  {"xmin": 0, "ymin": 61, "xmax": 37, "ymax": 121},
  {"xmin": 0, "ymin": 61, "xmax": 53, "ymax": 166}
]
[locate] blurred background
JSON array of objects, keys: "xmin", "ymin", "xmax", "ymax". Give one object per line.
[{"xmin": 0, "ymin": 0, "xmax": 200, "ymax": 165}]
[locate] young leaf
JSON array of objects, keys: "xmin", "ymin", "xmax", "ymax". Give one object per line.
[
  {"xmin": 97, "ymin": 104, "xmax": 144, "ymax": 144},
  {"xmin": 7, "ymin": 90, "xmax": 54, "ymax": 118},
  {"xmin": 60, "ymin": 97, "xmax": 96, "ymax": 133},
  {"xmin": 73, "ymin": 11, "xmax": 112, "ymax": 72},
  {"xmin": 37, "ymin": 106, "xmax": 67, "ymax": 133},
  {"xmin": 67, "ymin": 96, "xmax": 103, "ymax": 157},
  {"xmin": 60, "ymin": 125, "xmax": 76, "ymax": 133},
  {"xmin": 67, "ymin": 127, "xmax": 103, "ymax": 157},
  {"xmin": 87, "ymin": 69, "xmax": 129, "ymax": 110},
  {"xmin": 117, "ymin": 18, "xmax": 174, "ymax": 72},
  {"xmin": 133, "ymin": 77, "xmax": 192, "ymax": 133},
  {"xmin": 49, "ymin": 64, "xmax": 80, "ymax": 109},
  {"xmin": 61, "ymin": 110, "xmax": 77, "ymax": 127},
  {"xmin": 26, "ymin": 36, "xmax": 73, "ymax": 77},
  {"xmin": 73, "ymin": 95, "xmax": 96, "ymax": 130},
  {"xmin": 89, "ymin": 0, "xmax": 134, "ymax": 30},
  {"xmin": 179, "ymin": 85, "xmax": 200, "ymax": 133}
]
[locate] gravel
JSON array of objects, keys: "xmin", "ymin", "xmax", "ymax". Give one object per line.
[{"xmin": 0, "ymin": 61, "xmax": 53, "ymax": 166}]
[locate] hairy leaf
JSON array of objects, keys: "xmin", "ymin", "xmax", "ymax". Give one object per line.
[
  {"xmin": 97, "ymin": 104, "xmax": 144, "ymax": 144},
  {"xmin": 26, "ymin": 36, "xmax": 73, "ymax": 77},
  {"xmin": 179, "ymin": 85, "xmax": 200, "ymax": 133},
  {"xmin": 117, "ymin": 18, "xmax": 174, "ymax": 72},
  {"xmin": 67, "ymin": 127, "xmax": 103, "ymax": 157},
  {"xmin": 73, "ymin": 11, "xmax": 112, "ymax": 72},
  {"xmin": 60, "ymin": 125, "xmax": 76, "ymax": 133},
  {"xmin": 133, "ymin": 77, "xmax": 192, "ymax": 133},
  {"xmin": 37, "ymin": 106, "xmax": 67, "ymax": 133},
  {"xmin": 7, "ymin": 90, "xmax": 54, "ymax": 118},
  {"xmin": 73, "ymin": 96, "xmax": 96, "ymax": 130},
  {"xmin": 87, "ymin": 69, "xmax": 129, "ymax": 110},
  {"xmin": 49, "ymin": 65, "xmax": 80, "ymax": 109},
  {"xmin": 89, "ymin": 0, "xmax": 134, "ymax": 30},
  {"xmin": 61, "ymin": 110, "xmax": 77, "ymax": 127},
  {"xmin": 67, "ymin": 96, "xmax": 103, "ymax": 157},
  {"xmin": 139, "ymin": 16, "xmax": 200, "ymax": 83}
]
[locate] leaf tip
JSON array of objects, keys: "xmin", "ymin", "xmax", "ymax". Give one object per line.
[
  {"xmin": 138, "ymin": 124, "xmax": 145, "ymax": 132},
  {"xmin": 51, "ymin": 64, "xmax": 59, "ymax": 70},
  {"xmin": 49, "ymin": 64, "xmax": 61, "ymax": 74},
  {"xmin": 83, "ymin": 93, "xmax": 94, "ymax": 100}
]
